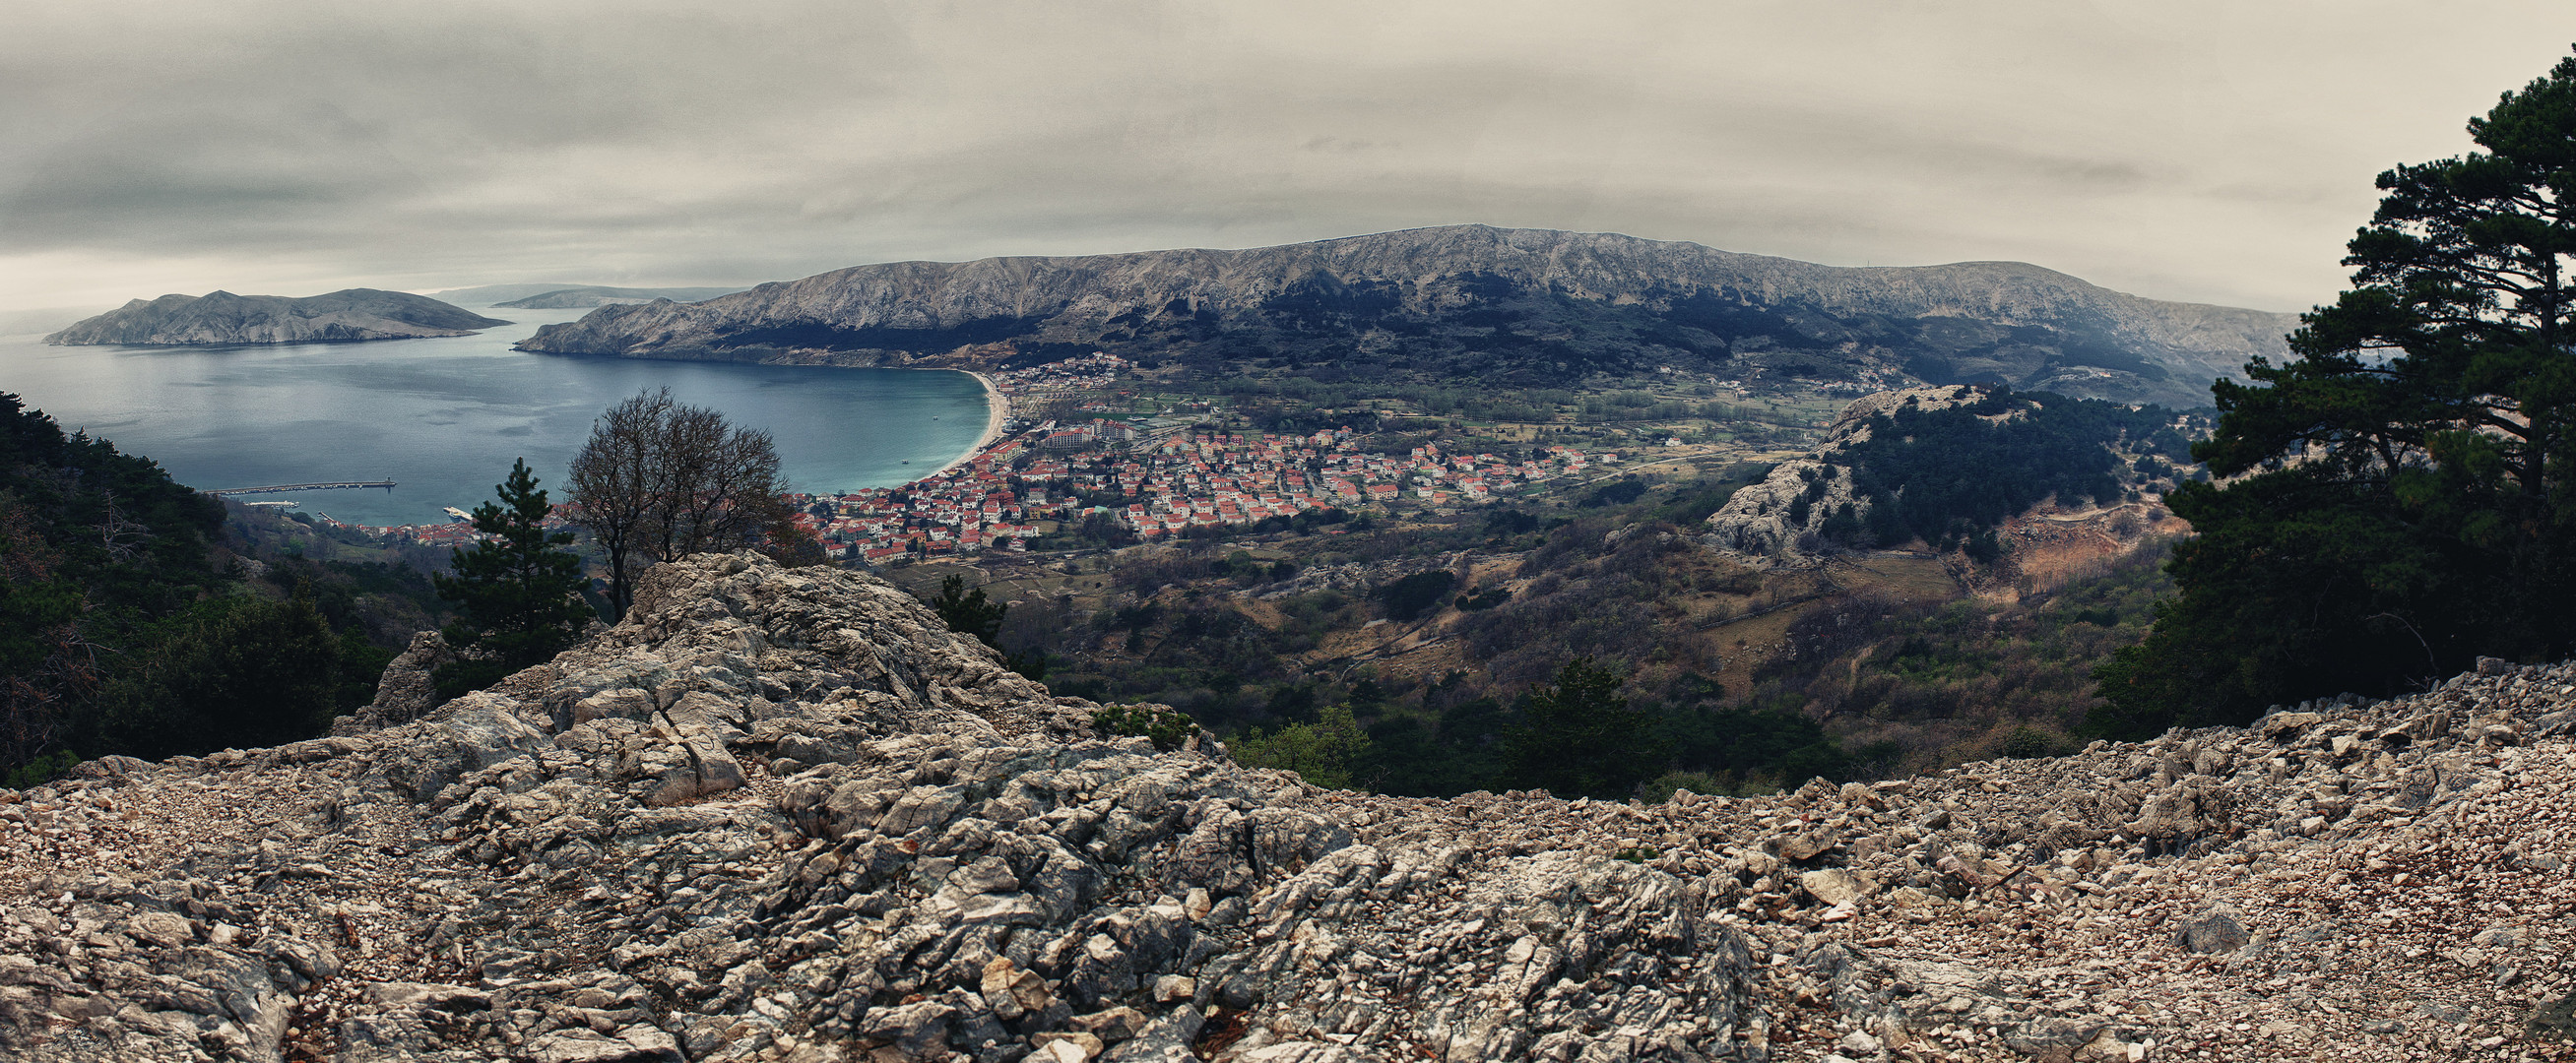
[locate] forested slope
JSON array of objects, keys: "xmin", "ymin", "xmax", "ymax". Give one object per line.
[{"xmin": 0, "ymin": 395, "xmax": 444, "ymax": 782}]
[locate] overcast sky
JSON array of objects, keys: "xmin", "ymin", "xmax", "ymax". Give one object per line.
[{"xmin": 4, "ymin": 2, "xmax": 2571, "ymax": 320}]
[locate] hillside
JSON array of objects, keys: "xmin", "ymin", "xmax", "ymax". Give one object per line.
[
  {"xmin": 0, "ymin": 394, "xmax": 456, "ymax": 784},
  {"xmin": 1704, "ymin": 386, "xmax": 2198, "ymax": 570},
  {"xmin": 5, "ymin": 551, "xmax": 2574, "ymax": 1061},
  {"xmin": 42, "ymin": 290, "xmax": 507, "ymax": 345},
  {"xmin": 515, "ymin": 225, "xmax": 2297, "ymax": 408},
  {"xmin": 899, "ymin": 386, "xmax": 2194, "ymax": 795}
]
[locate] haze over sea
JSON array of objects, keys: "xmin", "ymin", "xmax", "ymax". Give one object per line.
[{"xmin": 0, "ymin": 303, "xmax": 993, "ymax": 529}]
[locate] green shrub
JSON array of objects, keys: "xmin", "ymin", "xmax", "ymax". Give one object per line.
[
  {"xmin": 1003, "ymin": 648, "xmax": 1050, "ymax": 682},
  {"xmin": 1995, "ymin": 725, "xmax": 2063, "ymax": 760},
  {"xmin": 1091, "ymin": 704, "xmax": 1196, "ymax": 751},
  {"xmin": 1232, "ymin": 704, "xmax": 1371, "ymax": 789},
  {"xmin": 3, "ymin": 749, "xmax": 80, "ymax": 790},
  {"xmin": 433, "ymin": 459, "xmax": 591, "ymax": 683},
  {"xmin": 98, "ymin": 589, "xmax": 343, "ymax": 760},
  {"xmin": 1375, "ymin": 570, "xmax": 1457, "ymax": 622}
]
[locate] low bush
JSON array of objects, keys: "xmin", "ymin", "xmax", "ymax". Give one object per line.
[{"xmin": 1091, "ymin": 704, "xmax": 1197, "ymax": 751}]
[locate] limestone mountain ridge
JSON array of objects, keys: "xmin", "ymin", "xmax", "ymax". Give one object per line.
[
  {"xmin": 6, "ymin": 553, "xmax": 2576, "ymax": 1061},
  {"xmin": 514, "ymin": 225, "xmax": 2294, "ymax": 407},
  {"xmin": 42, "ymin": 290, "xmax": 509, "ymax": 346}
]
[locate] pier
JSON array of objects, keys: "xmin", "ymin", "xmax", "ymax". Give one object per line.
[{"xmin": 208, "ymin": 480, "xmax": 396, "ymax": 497}]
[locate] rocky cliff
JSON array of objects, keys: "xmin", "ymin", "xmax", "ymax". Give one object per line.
[
  {"xmin": 7, "ymin": 554, "xmax": 2576, "ymax": 1061},
  {"xmin": 43, "ymin": 290, "xmax": 509, "ymax": 345},
  {"xmin": 515, "ymin": 226, "xmax": 2293, "ymax": 406}
]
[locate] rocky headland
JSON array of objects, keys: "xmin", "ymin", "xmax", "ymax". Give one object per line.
[
  {"xmin": 43, "ymin": 291, "xmax": 508, "ymax": 346},
  {"xmin": 6, "ymin": 553, "xmax": 2574, "ymax": 1061},
  {"xmin": 513, "ymin": 225, "xmax": 2294, "ymax": 407}
]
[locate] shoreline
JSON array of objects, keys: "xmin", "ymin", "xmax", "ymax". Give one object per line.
[{"xmin": 919, "ymin": 369, "xmax": 1009, "ymax": 481}]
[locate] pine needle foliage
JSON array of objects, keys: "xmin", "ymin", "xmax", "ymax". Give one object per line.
[
  {"xmin": 434, "ymin": 459, "xmax": 591, "ymax": 691},
  {"xmin": 2098, "ymin": 50, "xmax": 2576, "ymax": 734}
]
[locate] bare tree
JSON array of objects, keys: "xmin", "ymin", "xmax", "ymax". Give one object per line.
[
  {"xmin": 644, "ymin": 402, "xmax": 787, "ymax": 563},
  {"xmin": 93, "ymin": 490, "xmax": 153, "ymax": 563},
  {"xmin": 567, "ymin": 390, "xmax": 666, "ymax": 619},
  {"xmin": 567, "ymin": 388, "xmax": 788, "ymax": 618}
]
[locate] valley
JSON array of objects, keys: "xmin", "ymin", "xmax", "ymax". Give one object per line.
[{"xmin": 837, "ymin": 371, "xmax": 2197, "ymax": 799}]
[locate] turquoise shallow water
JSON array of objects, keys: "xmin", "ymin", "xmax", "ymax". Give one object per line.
[{"xmin": 0, "ymin": 303, "xmax": 991, "ymax": 528}]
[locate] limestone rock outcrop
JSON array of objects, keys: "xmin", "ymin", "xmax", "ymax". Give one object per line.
[
  {"xmin": 44, "ymin": 290, "xmax": 508, "ymax": 345},
  {"xmin": 11, "ymin": 555, "xmax": 2576, "ymax": 1060},
  {"xmin": 335, "ymin": 631, "xmax": 462, "ymax": 733},
  {"xmin": 1702, "ymin": 386, "xmax": 1991, "ymax": 567}
]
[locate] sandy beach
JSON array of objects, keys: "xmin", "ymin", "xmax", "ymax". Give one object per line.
[{"xmin": 921, "ymin": 369, "xmax": 1009, "ymax": 480}]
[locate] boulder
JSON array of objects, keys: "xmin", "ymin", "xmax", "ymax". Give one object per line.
[{"xmin": 2173, "ymin": 904, "xmax": 2251, "ymax": 955}]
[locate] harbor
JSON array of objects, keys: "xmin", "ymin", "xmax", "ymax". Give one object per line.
[{"xmin": 207, "ymin": 479, "xmax": 396, "ymax": 496}]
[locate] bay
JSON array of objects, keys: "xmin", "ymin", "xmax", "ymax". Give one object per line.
[{"xmin": 0, "ymin": 303, "xmax": 991, "ymax": 528}]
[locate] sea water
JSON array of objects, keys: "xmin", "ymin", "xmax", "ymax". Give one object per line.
[{"xmin": 0, "ymin": 304, "xmax": 991, "ymax": 528}]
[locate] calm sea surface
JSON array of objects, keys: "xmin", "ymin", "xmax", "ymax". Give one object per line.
[{"xmin": 0, "ymin": 304, "xmax": 990, "ymax": 528}]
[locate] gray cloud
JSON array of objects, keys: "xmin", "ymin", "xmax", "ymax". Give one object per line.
[{"xmin": 4, "ymin": 0, "xmax": 2572, "ymax": 317}]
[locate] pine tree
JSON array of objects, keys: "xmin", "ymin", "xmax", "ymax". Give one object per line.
[
  {"xmin": 928, "ymin": 574, "xmax": 1007, "ymax": 648},
  {"xmin": 1500, "ymin": 657, "xmax": 1650, "ymax": 798},
  {"xmin": 2096, "ymin": 48, "xmax": 2576, "ymax": 735},
  {"xmin": 435, "ymin": 459, "xmax": 592, "ymax": 678}
]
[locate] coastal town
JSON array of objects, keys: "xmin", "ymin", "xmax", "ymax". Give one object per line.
[
  {"xmin": 789, "ymin": 416, "xmax": 1615, "ymax": 563},
  {"xmin": 305, "ymin": 351, "xmax": 1648, "ymax": 562},
  {"xmin": 783, "ymin": 355, "xmax": 1621, "ymax": 562}
]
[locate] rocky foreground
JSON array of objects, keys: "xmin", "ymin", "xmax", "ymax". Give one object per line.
[{"xmin": 6, "ymin": 556, "xmax": 2576, "ymax": 1062}]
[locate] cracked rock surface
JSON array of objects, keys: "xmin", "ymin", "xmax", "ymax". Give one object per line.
[{"xmin": 8, "ymin": 554, "xmax": 2576, "ymax": 1061}]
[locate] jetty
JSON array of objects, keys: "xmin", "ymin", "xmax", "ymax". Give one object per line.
[{"xmin": 207, "ymin": 480, "xmax": 396, "ymax": 497}]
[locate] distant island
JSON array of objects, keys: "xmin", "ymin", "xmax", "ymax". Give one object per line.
[
  {"xmin": 493, "ymin": 285, "xmax": 746, "ymax": 309},
  {"xmin": 43, "ymin": 289, "xmax": 509, "ymax": 346},
  {"xmin": 426, "ymin": 282, "xmax": 745, "ymax": 308},
  {"xmin": 516, "ymin": 223, "xmax": 2298, "ymax": 408}
]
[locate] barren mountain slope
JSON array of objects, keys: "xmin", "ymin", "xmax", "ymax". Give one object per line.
[
  {"xmin": 4, "ymin": 554, "xmax": 2573, "ymax": 1062},
  {"xmin": 516, "ymin": 226, "xmax": 2293, "ymax": 406}
]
